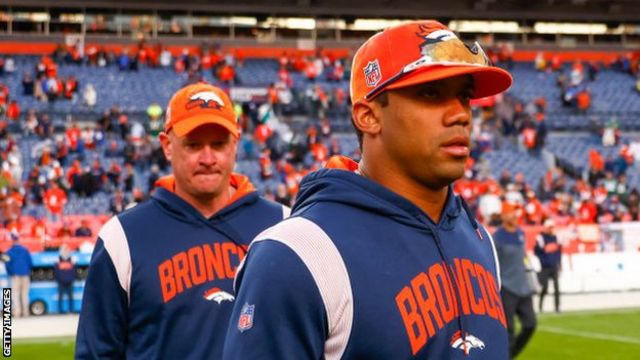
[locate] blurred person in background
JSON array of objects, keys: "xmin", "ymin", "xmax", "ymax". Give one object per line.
[
  {"xmin": 534, "ymin": 218, "xmax": 562, "ymax": 313},
  {"xmin": 83, "ymin": 83, "xmax": 97, "ymax": 108},
  {"xmin": 5, "ymin": 233, "xmax": 33, "ymax": 317},
  {"xmin": 273, "ymin": 182, "xmax": 291, "ymax": 206},
  {"xmin": 494, "ymin": 204, "xmax": 537, "ymax": 359},
  {"xmin": 43, "ymin": 181, "xmax": 67, "ymax": 222},
  {"xmin": 108, "ymin": 189, "xmax": 126, "ymax": 215},
  {"xmin": 74, "ymin": 219, "xmax": 93, "ymax": 237},
  {"xmin": 22, "ymin": 72, "xmax": 34, "ymax": 96},
  {"xmin": 54, "ymin": 244, "xmax": 76, "ymax": 314}
]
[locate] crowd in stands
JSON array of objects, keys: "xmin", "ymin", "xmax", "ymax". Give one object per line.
[
  {"xmin": 0, "ymin": 42, "xmax": 639, "ymax": 253},
  {"xmin": 460, "ymin": 51, "xmax": 640, "ymax": 228},
  {"xmin": 458, "ymin": 164, "xmax": 639, "ymax": 227}
]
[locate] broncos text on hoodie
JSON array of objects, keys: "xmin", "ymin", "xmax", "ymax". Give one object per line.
[{"xmin": 76, "ymin": 174, "xmax": 289, "ymax": 360}]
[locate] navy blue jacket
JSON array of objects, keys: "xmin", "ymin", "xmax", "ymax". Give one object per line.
[
  {"xmin": 5, "ymin": 244, "xmax": 32, "ymax": 276},
  {"xmin": 76, "ymin": 177, "xmax": 289, "ymax": 360},
  {"xmin": 224, "ymin": 160, "xmax": 508, "ymax": 359},
  {"xmin": 534, "ymin": 232, "xmax": 562, "ymax": 268},
  {"xmin": 54, "ymin": 257, "xmax": 76, "ymax": 285}
]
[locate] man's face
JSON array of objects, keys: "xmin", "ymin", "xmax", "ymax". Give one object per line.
[
  {"xmin": 502, "ymin": 211, "xmax": 518, "ymax": 228},
  {"xmin": 160, "ymin": 123, "xmax": 237, "ymax": 203},
  {"xmin": 376, "ymin": 75, "xmax": 473, "ymax": 190}
]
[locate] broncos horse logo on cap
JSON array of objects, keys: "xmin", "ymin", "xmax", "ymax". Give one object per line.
[
  {"xmin": 401, "ymin": 23, "xmax": 490, "ymax": 74},
  {"xmin": 186, "ymin": 91, "xmax": 225, "ymax": 111},
  {"xmin": 419, "ymin": 28, "xmax": 458, "ymax": 45}
]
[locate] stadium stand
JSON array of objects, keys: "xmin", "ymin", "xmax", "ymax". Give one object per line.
[{"xmin": 0, "ymin": 35, "xmax": 638, "ymax": 257}]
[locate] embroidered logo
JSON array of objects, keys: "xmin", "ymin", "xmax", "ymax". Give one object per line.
[
  {"xmin": 450, "ymin": 331, "xmax": 485, "ymax": 355},
  {"xmin": 203, "ymin": 287, "xmax": 235, "ymax": 304},
  {"xmin": 363, "ymin": 60, "xmax": 382, "ymax": 88},
  {"xmin": 186, "ymin": 91, "xmax": 225, "ymax": 110},
  {"xmin": 238, "ymin": 303, "xmax": 255, "ymax": 332}
]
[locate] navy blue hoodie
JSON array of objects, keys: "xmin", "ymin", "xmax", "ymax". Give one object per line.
[
  {"xmin": 76, "ymin": 174, "xmax": 289, "ymax": 360},
  {"xmin": 54, "ymin": 256, "xmax": 76, "ymax": 285},
  {"xmin": 534, "ymin": 232, "xmax": 562, "ymax": 269},
  {"xmin": 224, "ymin": 157, "xmax": 508, "ymax": 359}
]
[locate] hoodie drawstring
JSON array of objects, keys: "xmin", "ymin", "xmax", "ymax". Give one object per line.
[
  {"xmin": 199, "ymin": 214, "xmax": 246, "ymax": 250},
  {"xmin": 460, "ymin": 197, "xmax": 483, "ymax": 241},
  {"xmin": 426, "ymin": 226, "xmax": 470, "ymax": 356}
]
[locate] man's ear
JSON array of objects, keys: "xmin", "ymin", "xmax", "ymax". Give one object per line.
[
  {"xmin": 352, "ymin": 101, "xmax": 382, "ymax": 136},
  {"xmin": 159, "ymin": 132, "xmax": 173, "ymax": 162}
]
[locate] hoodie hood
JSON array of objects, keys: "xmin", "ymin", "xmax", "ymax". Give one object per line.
[
  {"xmin": 155, "ymin": 173, "xmax": 256, "ymax": 204},
  {"xmin": 293, "ymin": 155, "xmax": 463, "ymax": 231},
  {"xmin": 152, "ymin": 173, "xmax": 258, "ymax": 225}
]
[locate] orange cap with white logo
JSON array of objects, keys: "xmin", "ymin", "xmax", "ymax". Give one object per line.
[
  {"xmin": 165, "ymin": 83, "xmax": 238, "ymax": 137},
  {"xmin": 350, "ymin": 20, "xmax": 513, "ymax": 105}
]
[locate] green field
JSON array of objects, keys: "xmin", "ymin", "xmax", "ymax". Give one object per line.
[
  {"xmin": 8, "ymin": 308, "xmax": 640, "ymax": 359},
  {"xmin": 10, "ymin": 336, "xmax": 74, "ymax": 360},
  {"xmin": 520, "ymin": 308, "xmax": 640, "ymax": 359}
]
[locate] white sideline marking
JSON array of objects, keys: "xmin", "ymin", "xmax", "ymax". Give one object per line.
[{"xmin": 539, "ymin": 326, "xmax": 640, "ymax": 346}]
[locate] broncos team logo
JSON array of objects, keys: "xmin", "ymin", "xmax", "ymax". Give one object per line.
[
  {"xmin": 186, "ymin": 91, "xmax": 225, "ymax": 111},
  {"xmin": 450, "ymin": 331, "xmax": 485, "ymax": 355},
  {"xmin": 402, "ymin": 23, "xmax": 489, "ymax": 74},
  {"xmin": 203, "ymin": 287, "xmax": 235, "ymax": 304},
  {"xmin": 419, "ymin": 28, "xmax": 459, "ymax": 46}
]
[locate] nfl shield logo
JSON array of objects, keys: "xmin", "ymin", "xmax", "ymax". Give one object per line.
[
  {"xmin": 238, "ymin": 303, "xmax": 255, "ymax": 332},
  {"xmin": 363, "ymin": 60, "xmax": 382, "ymax": 88}
]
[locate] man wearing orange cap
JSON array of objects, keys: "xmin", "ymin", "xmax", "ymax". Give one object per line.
[
  {"xmin": 225, "ymin": 21, "xmax": 511, "ymax": 359},
  {"xmin": 76, "ymin": 83, "xmax": 289, "ymax": 359}
]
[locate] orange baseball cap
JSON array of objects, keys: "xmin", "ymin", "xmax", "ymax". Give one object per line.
[
  {"xmin": 350, "ymin": 20, "xmax": 513, "ymax": 105},
  {"xmin": 165, "ymin": 83, "xmax": 238, "ymax": 137},
  {"xmin": 501, "ymin": 202, "xmax": 522, "ymax": 215}
]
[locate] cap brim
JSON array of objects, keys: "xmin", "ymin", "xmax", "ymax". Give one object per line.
[
  {"xmin": 385, "ymin": 64, "xmax": 513, "ymax": 99},
  {"xmin": 171, "ymin": 114, "xmax": 238, "ymax": 138}
]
